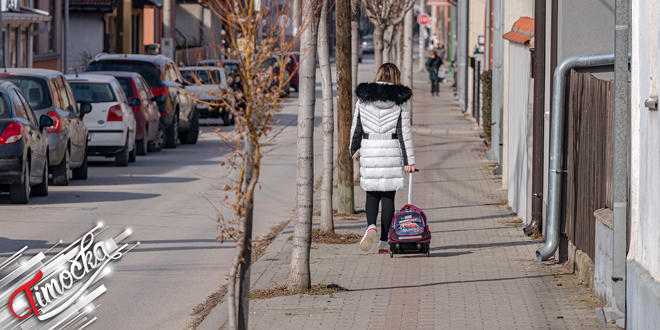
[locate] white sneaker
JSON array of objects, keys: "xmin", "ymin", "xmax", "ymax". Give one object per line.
[{"xmin": 360, "ymin": 225, "xmax": 377, "ymax": 252}]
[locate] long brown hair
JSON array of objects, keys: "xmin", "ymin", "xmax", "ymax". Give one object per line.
[{"xmin": 375, "ymin": 63, "xmax": 401, "ymax": 85}]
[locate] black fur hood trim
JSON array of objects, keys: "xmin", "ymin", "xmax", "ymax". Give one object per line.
[{"xmin": 355, "ymin": 82, "xmax": 413, "ymax": 105}]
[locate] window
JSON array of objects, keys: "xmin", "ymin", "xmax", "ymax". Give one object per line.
[
  {"xmin": 0, "ymin": 76, "xmax": 52, "ymax": 110},
  {"xmin": 69, "ymin": 83, "xmax": 117, "ymax": 103},
  {"xmin": 116, "ymin": 78, "xmax": 134, "ymax": 98},
  {"xmin": 0, "ymin": 95, "xmax": 8, "ymax": 119},
  {"xmin": 11, "ymin": 90, "xmax": 28, "ymax": 119},
  {"xmin": 112, "ymin": 80, "xmax": 128, "ymax": 104},
  {"xmin": 63, "ymin": 79, "xmax": 79, "ymax": 113},
  {"xmin": 86, "ymin": 60, "xmax": 162, "ymax": 87},
  {"xmin": 139, "ymin": 77, "xmax": 153, "ymax": 99},
  {"xmin": 55, "ymin": 77, "xmax": 72, "ymax": 111},
  {"xmin": 20, "ymin": 28, "xmax": 27, "ymax": 68},
  {"xmin": 18, "ymin": 92, "xmax": 37, "ymax": 125},
  {"xmin": 48, "ymin": 78, "xmax": 62, "ymax": 109}
]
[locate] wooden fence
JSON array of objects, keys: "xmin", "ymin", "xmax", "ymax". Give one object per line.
[{"xmin": 564, "ymin": 70, "xmax": 614, "ymax": 260}]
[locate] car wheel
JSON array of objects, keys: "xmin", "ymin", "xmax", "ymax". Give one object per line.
[
  {"xmin": 164, "ymin": 111, "xmax": 179, "ymax": 149},
  {"xmin": 294, "ymin": 85, "xmax": 299, "ymax": 92},
  {"xmin": 10, "ymin": 161, "xmax": 30, "ymax": 204},
  {"xmin": 128, "ymin": 142, "xmax": 137, "ymax": 163},
  {"xmin": 136, "ymin": 133, "xmax": 148, "ymax": 156},
  {"xmin": 72, "ymin": 148, "xmax": 88, "ymax": 180},
  {"xmin": 180, "ymin": 109, "xmax": 199, "ymax": 144},
  {"xmin": 148, "ymin": 123, "xmax": 165, "ymax": 152},
  {"xmin": 115, "ymin": 138, "xmax": 130, "ymax": 167},
  {"xmin": 52, "ymin": 147, "xmax": 70, "ymax": 186},
  {"xmin": 221, "ymin": 109, "xmax": 231, "ymax": 127},
  {"xmin": 32, "ymin": 161, "xmax": 49, "ymax": 197}
]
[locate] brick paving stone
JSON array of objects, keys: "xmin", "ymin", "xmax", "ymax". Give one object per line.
[{"xmin": 206, "ymin": 72, "xmax": 622, "ymax": 330}]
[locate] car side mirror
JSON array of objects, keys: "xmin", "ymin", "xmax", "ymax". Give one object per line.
[
  {"xmin": 79, "ymin": 102, "xmax": 92, "ymax": 116},
  {"xmin": 153, "ymin": 95, "xmax": 166, "ymax": 103},
  {"xmin": 39, "ymin": 115, "xmax": 54, "ymax": 131},
  {"xmin": 130, "ymin": 98, "xmax": 142, "ymax": 106}
]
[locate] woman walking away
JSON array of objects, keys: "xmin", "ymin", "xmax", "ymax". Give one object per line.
[
  {"xmin": 426, "ymin": 50, "xmax": 442, "ymax": 96},
  {"xmin": 349, "ymin": 63, "xmax": 416, "ymax": 254}
]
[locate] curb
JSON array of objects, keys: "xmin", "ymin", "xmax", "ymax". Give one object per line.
[{"xmin": 196, "ymin": 212, "xmax": 297, "ymax": 330}]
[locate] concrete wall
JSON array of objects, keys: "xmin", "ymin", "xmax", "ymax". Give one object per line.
[
  {"xmin": 501, "ymin": 0, "xmax": 533, "ymax": 191},
  {"xmin": 506, "ymin": 42, "xmax": 533, "ymax": 223},
  {"xmin": 628, "ymin": 0, "xmax": 660, "ymax": 327},
  {"xmin": 68, "ymin": 13, "xmax": 105, "ymax": 73},
  {"xmin": 594, "ymin": 209, "xmax": 613, "ymax": 305}
]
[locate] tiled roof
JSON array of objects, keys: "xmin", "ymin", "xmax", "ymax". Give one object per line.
[{"xmin": 503, "ymin": 17, "xmax": 534, "ymax": 45}]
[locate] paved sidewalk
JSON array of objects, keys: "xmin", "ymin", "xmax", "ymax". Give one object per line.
[{"xmin": 200, "ymin": 76, "xmax": 613, "ymax": 330}]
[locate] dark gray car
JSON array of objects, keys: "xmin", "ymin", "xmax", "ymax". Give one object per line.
[{"xmin": 0, "ymin": 69, "xmax": 91, "ymax": 185}]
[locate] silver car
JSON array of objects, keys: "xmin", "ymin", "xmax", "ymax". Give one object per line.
[{"xmin": 0, "ymin": 69, "xmax": 92, "ymax": 185}]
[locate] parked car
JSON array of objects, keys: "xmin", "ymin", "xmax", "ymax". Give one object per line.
[
  {"xmin": 0, "ymin": 69, "xmax": 91, "ymax": 185},
  {"xmin": 86, "ymin": 71, "xmax": 163, "ymax": 153},
  {"xmin": 85, "ymin": 54, "xmax": 198, "ymax": 148},
  {"xmin": 66, "ymin": 74, "xmax": 137, "ymax": 167},
  {"xmin": 0, "ymin": 81, "xmax": 54, "ymax": 204},
  {"xmin": 180, "ymin": 66, "xmax": 235, "ymax": 126},
  {"xmin": 260, "ymin": 56, "xmax": 291, "ymax": 97},
  {"xmin": 362, "ymin": 34, "xmax": 374, "ymax": 53},
  {"xmin": 284, "ymin": 53, "xmax": 299, "ymax": 92}
]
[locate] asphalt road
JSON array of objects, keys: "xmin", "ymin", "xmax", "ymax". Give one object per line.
[{"xmin": 0, "ymin": 54, "xmax": 377, "ymax": 329}]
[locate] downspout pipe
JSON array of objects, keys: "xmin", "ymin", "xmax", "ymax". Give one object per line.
[{"xmin": 536, "ymin": 52, "xmax": 619, "ymax": 261}]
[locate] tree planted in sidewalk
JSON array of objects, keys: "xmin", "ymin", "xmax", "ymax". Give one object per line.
[
  {"xmin": 319, "ymin": 0, "xmax": 335, "ymax": 233},
  {"xmin": 287, "ymin": 0, "xmax": 324, "ymax": 292},
  {"xmin": 361, "ymin": 0, "xmax": 415, "ymax": 73},
  {"xmin": 193, "ymin": 1, "xmax": 303, "ymax": 329},
  {"xmin": 337, "ymin": 0, "xmax": 355, "ymax": 216}
]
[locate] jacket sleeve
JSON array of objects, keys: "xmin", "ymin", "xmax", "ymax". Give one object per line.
[
  {"xmin": 349, "ymin": 102, "xmax": 363, "ymax": 157},
  {"xmin": 397, "ymin": 102, "xmax": 415, "ymax": 165}
]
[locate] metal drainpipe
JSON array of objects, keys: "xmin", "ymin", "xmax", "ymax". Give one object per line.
[{"xmin": 536, "ymin": 52, "xmax": 618, "ymax": 261}]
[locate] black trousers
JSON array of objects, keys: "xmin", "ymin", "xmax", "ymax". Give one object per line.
[
  {"xmin": 431, "ymin": 78, "xmax": 440, "ymax": 94},
  {"xmin": 366, "ymin": 191, "xmax": 396, "ymax": 242}
]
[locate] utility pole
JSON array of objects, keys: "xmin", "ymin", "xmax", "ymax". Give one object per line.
[
  {"xmin": 64, "ymin": 0, "xmax": 69, "ymax": 72},
  {"xmin": 404, "ymin": 5, "xmax": 413, "ymax": 121},
  {"xmin": 293, "ymin": 0, "xmax": 300, "ymax": 36},
  {"xmin": 419, "ymin": 0, "xmax": 426, "ymax": 72},
  {"xmin": 336, "ymin": 0, "xmax": 354, "ymax": 214},
  {"xmin": 489, "ymin": 0, "xmax": 502, "ymax": 171},
  {"xmin": 525, "ymin": 0, "xmax": 546, "ymax": 236},
  {"xmin": 612, "ymin": 0, "xmax": 629, "ymax": 320}
]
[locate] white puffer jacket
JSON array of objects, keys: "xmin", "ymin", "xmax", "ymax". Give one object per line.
[{"xmin": 349, "ymin": 82, "xmax": 415, "ymax": 192}]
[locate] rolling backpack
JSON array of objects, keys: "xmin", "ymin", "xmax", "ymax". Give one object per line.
[{"xmin": 388, "ymin": 170, "xmax": 432, "ymax": 257}]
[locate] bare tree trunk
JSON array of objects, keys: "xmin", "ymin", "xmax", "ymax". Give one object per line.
[
  {"xmin": 373, "ymin": 24, "xmax": 384, "ymax": 74},
  {"xmin": 351, "ymin": 0, "xmax": 360, "ymax": 184},
  {"xmin": 319, "ymin": 0, "xmax": 334, "ymax": 233},
  {"xmin": 398, "ymin": 22, "xmax": 404, "ymax": 68},
  {"xmin": 337, "ymin": 0, "xmax": 355, "ymax": 214},
  {"xmin": 287, "ymin": 0, "xmax": 319, "ymax": 291},
  {"xmin": 393, "ymin": 23, "xmax": 402, "ymax": 68},
  {"xmin": 382, "ymin": 24, "xmax": 395, "ymax": 64},
  {"xmin": 237, "ymin": 130, "xmax": 255, "ymax": 330},
  {"xmin": 227, "ymin": 238, "xmax": 241, "ymax": 330}
]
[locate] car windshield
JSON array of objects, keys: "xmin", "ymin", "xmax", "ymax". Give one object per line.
[
  {"xmin": 223, "ymin": 63, "xmax": 240, "ymax": 75},
  {"xmin": 86, "ymin": 60, "xmax": 162, "ymax": 87},
  {"xmin": 363, "ymin": 38, "xmax": 373, "ymax": 45},
  {"xmin": 0, "ymin": 76, "xmax": 51, "ymax": 110},
  {"xmin": 180, "ymin": 70, "xmax": 222, "ymax": 85},
  {"xmin": 0, "ymin": 96, "xmax": 8, "ymax": 118},
  {"xmin": 69, "ymin": 83, "xmax": 117, "ymax": 103},
  {"xmin": 293, "ymin": 54, "xmax": 300, "ymax": 62},
  {"xmin": 260, "ymin": 58, "xmax": 280, "ymax": 69},
  {"xmin": 116, "ymin": 78, "xmax": 134, "ymax": 98}
]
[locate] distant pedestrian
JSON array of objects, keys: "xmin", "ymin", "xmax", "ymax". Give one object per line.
[
  {"xmin": 426, "ymin": 50, "xmax": 442, "ymax": 96},
  {"xmin": 437, "ymin": 44, "xmax": 446, "ymax": 61},
  {"xmin": 350, "ymin": 63, "xmax": 416, "ymax": 254}
]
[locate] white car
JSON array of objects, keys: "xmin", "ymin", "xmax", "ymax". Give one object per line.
[
  {"xmin": 180, "ymin": 66, "xmax": 235, "ymax": 126},
  {"xmin": 65, "ymin": 74, "xmax": 137, "ymax": 166}
]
